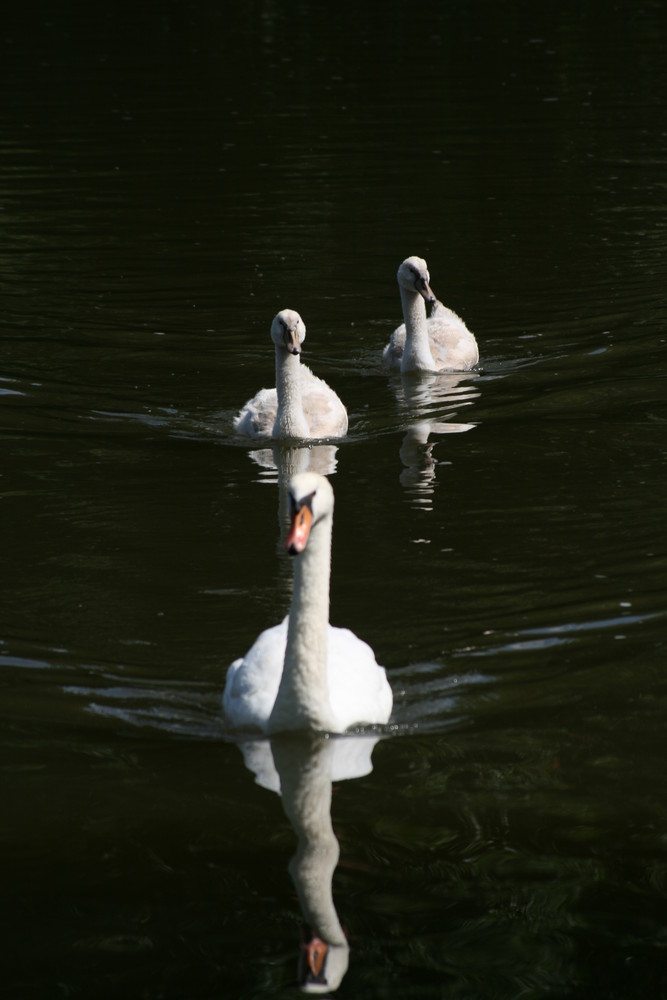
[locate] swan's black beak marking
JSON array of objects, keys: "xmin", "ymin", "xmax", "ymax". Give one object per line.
[{"xmin": 288, "ymin": 490, "xmax": 316, "ymax": 520}]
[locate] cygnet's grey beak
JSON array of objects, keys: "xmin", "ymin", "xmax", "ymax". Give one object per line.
[
  {"xmin": 418, "ymin": 278, "xmax": 437, "ymax": 304},
  {"xmin": 284, "ymin": 327, "xmax": 302, "ymax": 355}
]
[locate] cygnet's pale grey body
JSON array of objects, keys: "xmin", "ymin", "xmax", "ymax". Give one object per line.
[
  {"xmin": 234, "ymin": 309, "xmax": 348, "ymax": 440},
  {"xmin": 383, "ymin": 256, "xmax": 479, "ymax": 373}
]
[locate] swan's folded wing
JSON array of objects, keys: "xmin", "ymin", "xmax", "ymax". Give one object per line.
[
  {"xmin": 223, "ymin": 618, "xmax": 288, "ymax": 731},
  {"xmin": 326, "ymin": 626, "xmax": 393, "ymax": 729}
]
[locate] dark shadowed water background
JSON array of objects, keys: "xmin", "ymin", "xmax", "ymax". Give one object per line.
[{"xmin": 2, "ymin": 2, "xmax": 667, "ymax": 997}]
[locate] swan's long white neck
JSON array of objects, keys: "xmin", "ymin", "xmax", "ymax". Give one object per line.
[
  {"xmin": 399, "ymin": 286, "xmax": 436, "ymax": 372},
  {"xmin": 269, "ymin": 512, "xmax": 335, "ymax": 733},
  {"xmin": 273, "ymin": 347, "xmax": 310, "ymax": 439}
]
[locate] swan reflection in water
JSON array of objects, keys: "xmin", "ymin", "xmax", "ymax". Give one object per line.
[
  {"xmin": 236, "ymin": 732, "xmax": 383, "ymax": 993},
  {"xmin": 392, "ymin": 372, "xmax": 480, "ymax": 508},
  {"xmin": 248, "ymin": 443, "xmax": 339, "ymax": 540}
]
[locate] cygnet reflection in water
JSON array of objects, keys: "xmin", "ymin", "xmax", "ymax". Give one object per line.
[
  {"xmin": 247, "ymin": 443, "xmax": 340, "ymax": 543},
  {"xmin": 393, "ymin": 371, "xmax": 480, "ymax": 508}
]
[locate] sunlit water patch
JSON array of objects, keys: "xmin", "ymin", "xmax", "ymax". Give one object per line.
[{"xmin": 64, "ymin": 675, "xmax": 224, "ymax": 740}]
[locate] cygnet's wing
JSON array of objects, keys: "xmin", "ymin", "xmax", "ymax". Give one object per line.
[
  {"xmin": 233, "ymin": 387, "xmax": 278, "ymax": 437},
  {"xmin": 382, "ymin": 323, "xmax": 406, "ymax": 369},
  {"xmin": 428, "ymin": 302, "xmax": 479, "ymax": 371},
  {"xmin": 298, "ymin": 365, "xmax": 348, "ymax": 438}
]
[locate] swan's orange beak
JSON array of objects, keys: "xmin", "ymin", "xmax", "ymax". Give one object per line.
[{"xmin": 286, "ymin": 504, "xmax": 313, "ymax": 555}]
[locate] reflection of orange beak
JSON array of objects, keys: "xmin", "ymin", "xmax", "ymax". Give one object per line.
[
  {"xmin": 286, "ymin": 504, "xmax": 313, "ymax": 555},
  {"xmin": 304, "ymin": 935, "xmax": 327, "ymax": 976}
]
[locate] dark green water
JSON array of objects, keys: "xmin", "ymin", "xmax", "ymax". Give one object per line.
[{"xmin": 2, "ymin": 3, "xmax": 666, "ymax": 997}]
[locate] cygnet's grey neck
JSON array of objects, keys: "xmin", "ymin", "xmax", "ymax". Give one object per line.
[
  {"xmin": 273, "ymin": 346, "xmax": 310, "ymax": 438},
  {"xmin": 269, "ymin": 513, "xmax": 334, "ymax": 733},
  {"xmin": 399, "ymin": 285, "xmax": 436, "ymax": 372}
]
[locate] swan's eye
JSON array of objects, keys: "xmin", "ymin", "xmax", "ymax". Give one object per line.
[{"xmin": 289, "ymin": 490, "xmax": 316, "ymax": 519}]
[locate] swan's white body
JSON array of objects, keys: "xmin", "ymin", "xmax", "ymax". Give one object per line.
[
  {"xmin": 224, "ymin": 618, "xmax": 389, "ymax": 733},
  {"xmin": 383, "ymin": 256, "xmax": 479, "ymax": 373},
  {"xmin": 234, "ymin": 310, "xmax": 348, "ymax": 440},
  {"xmin": 223, "ymin": 473, "xmax": 392, "ymax": 734}
]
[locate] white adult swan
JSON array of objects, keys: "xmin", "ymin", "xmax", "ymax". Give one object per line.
[
  {"xmin": 383, "ymin": 256, "xmax": 479, "ymax": 373},
  {"xmin": 223, "ymin": 472, "xmax": 393, "ymax": 733},
  {"xmin": 234, "ymin": 309, "xmax": 348, "ymax": 439}
]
